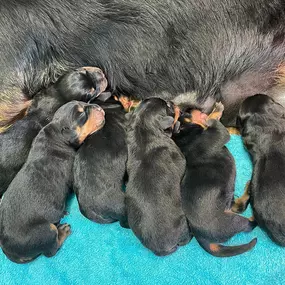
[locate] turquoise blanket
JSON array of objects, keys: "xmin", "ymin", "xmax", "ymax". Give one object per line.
[{"xmin": 1, "ymin": 135, "xmax": 284, "ymax": 285}]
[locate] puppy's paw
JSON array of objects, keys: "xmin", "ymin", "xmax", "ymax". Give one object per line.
[
  {"xmin": 58, "ymin": 224, "xmax": 71, "ymax": 239},
  {"xmin": 214, "ymin": 102, "xmax": 224, "ymax": 113},
  {"xmin": 207, "ymin": 102, "xmax": 224, "ymax": 121}
]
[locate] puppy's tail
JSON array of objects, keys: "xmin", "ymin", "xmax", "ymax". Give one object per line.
[{"xmin": 196, "ymin": 237, "xmax": 257, "ymax": 257}]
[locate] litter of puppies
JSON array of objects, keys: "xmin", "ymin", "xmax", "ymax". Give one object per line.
[{"xmin": 0, "ymin": 68, "xmax": 284, "ymax": 263}]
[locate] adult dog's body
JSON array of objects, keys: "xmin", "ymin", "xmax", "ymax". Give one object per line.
[{"xmin": 2, "ymin": 0, "xmax": 285, "ymax": 126}]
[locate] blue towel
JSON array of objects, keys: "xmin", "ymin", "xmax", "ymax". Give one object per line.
[{"xmin": 1, "ymin": 135, "xmax": 284, "ymax": 285}]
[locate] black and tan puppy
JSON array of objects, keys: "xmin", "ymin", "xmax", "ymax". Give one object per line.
[
  {"xmin": 173, "ymin": 103, "xmax": 257, "ymax": 257},
  {"xmin": 125, "ymin": 98, "xmax": 190, "ymax": 256},
  {"xmin": 236, "ymin": 94, "xmax": 285, "ymax": 246},
  {"xmin": 0, "ymin": 67, "xmax": 107, "ymax": 196},
  {"xmin": 0, "ymin": 101, "xmax": 105, "ymax": 263},
  {"xmin": 73, "ymin": 98, "xmax": 127, "ymax": 223}
]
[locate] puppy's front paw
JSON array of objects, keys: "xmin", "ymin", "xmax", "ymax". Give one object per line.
[
  {"xmin": 213, "ymin": 102, "xmax": 224, "ymax": 113},
  {"xmin": 207, "ymin": 102, "xmax": 224, "ymax": 121}
]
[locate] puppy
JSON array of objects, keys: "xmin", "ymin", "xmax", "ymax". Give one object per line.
[
  {"xmin": 0, "ymin": 101, "xmax": 105, "ymax": 263},
  {"xmin": 73, "ymin": 98, "xmax": 127, "ymax": 223},
  {"xmin": 0, "ymin": 67, "xmax": 107, "ymax": 196},
  {"xmin": 236, "ymin": 94, "xmax": 285, "ymax": 246},
  {"xmin": 125, "ymin": 98, "xmax": 190, "ymax": 256},
  {"xmin": 173, "ymin": 103, "xmax": 257, "ymax": 257}
]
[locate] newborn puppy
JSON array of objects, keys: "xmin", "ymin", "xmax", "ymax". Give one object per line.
[
  {"xmin": 0, "ymin": 101, "xmax": 105, "ymax": 263},
  {"xmin": 173, "ymin": 103, "xmax": 257, "ymax": 257},
  {"xmin": 236, "ymin": 94, "xmax": 285, "ymax": 246},
  {"xmin": 125, "ymin": 98, "xmax": 190, "ymax": 256},
  {"xmin": 73, "ymin": 98, "xmax": 127, "ymax": 223},
  {"xmin": 0, "ymin": 67, "xmax": 107, "ymax": 196}
]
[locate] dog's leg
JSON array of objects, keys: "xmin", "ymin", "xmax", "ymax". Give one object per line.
[{"xmin": 231, "ymin": 181, "xmax": 251, "ymax": 214}]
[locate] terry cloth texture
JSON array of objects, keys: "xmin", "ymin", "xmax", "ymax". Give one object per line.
[{"xmin": 0, "ymin": 135, "xmax": 284, "ymax": 285}]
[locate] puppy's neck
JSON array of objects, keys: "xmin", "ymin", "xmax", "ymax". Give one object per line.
[{"xmin": 38, "ymin": 123, "xmax": 76, "ymax": 151}]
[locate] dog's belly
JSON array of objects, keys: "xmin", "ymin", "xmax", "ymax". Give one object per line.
[{"xmin": 2, "ymin": 0, "xmax": 285, "ymax": 127}]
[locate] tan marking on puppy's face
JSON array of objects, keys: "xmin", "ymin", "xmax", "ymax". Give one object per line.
[
  {"xmin": 76, "ymin": 105, "xmax": 105, "ymax": 144},
  {"xmin": 182, "ymin": 109, "xmax": 208, "ymax": 129}
]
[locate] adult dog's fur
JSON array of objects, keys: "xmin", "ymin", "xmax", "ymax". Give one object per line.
[
  {"xmin": 0, "ymin": 101, "xmax": 105, "ymax": 263},
  {"xmin": 237, "ymin": 94, "xmax": 285, "ymax": 246},
  {"xmin": 73, "ymin": 99, "xmax": 127, "ymax": 224},
  {"xmin": 173, "ymin": 105, "xmax": 257, "ymax": 257},
  {"xmin": 2, "ymin": 0, "xmax": 285, "ymax": 127},
  {"xmin": 125, "ymin": 98, "xmax": 190, "ymax": 256},
  {"xmin": 0, "ymin": 67, "xmax": 106, "ymax": 196}
]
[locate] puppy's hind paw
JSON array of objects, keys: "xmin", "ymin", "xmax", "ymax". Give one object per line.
[{"xmin": 57, "ymin": 223, "xmax": 71, "ymax": 245}]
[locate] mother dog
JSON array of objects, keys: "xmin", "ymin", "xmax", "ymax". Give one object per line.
[{"xmin": 1, "ymin": 0, "xmax": 285, "ymax": 127}]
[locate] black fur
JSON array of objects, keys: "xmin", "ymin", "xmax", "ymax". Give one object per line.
[
  {"xmin": 0, "ymin": 68, "xmax": 105, "ymax": 196},
  {"xmin": 0, "ymin": 101, "xmax": 105, "ymax": 263},
  {"xmin": 238, "ymin": 94, "xmax": 285, "ymax": 246},
  {"xmin": 173, "ymin": 110, "xmax": 257, "ymax": 257},
  {"xmin": 2, "ymin": 0, "xmax": 285, "ymax": 126},
  {"xmin": 125, "ymin": 98, "xmax": 190, "ymax": 256},
  {"xmin": 73, "ymin": 99, "xmax": 127, "ymax": 224}
]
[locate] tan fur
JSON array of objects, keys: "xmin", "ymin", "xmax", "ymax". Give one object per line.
[
  {"xmin": 226, "ymin": 127, "xmax": 240, "ymax": 135},
  {"xmin": 76, "ymin": 107, "xmax": 105, "ymax": 143},
  {"xmin": 209, "ymin": 243, "xmax": 220, "ymax": 252},
  {"xmin": 0, "ymin": 88, "xmax": 32, "ymax": 132}
]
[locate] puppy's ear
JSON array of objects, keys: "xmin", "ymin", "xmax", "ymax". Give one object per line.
[
  {"xmin": 159, "ymin": 116, "xmax": 174, "ymax": 130},
  {"xmin": 61, "ymin": 127, "xmax": 78, "ymax": 146}
]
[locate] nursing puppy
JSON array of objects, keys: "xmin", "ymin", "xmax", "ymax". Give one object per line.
[
  {"xmin": 73, "ymin": 98, "xmax": 127, "ymax": 223},
  {"xmin": 173, "ymin": 103, "xmax": 257, "ymax": 257},
  {"xmin": 125, "ymin": 98, "xmax": 190, "ymax": 256},
  {"xmin": 0, "ymin": 67, "xmax": 107, "ymax": 196},
  {"xmin": 0, "ymin": 101, "xmax": 105, "ymax": 263},
  {"xmin": 236, "ymin": 94, "xmax": 285, "ymax": 246}
]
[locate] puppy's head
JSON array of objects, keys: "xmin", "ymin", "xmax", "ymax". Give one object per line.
[
  {"xmin": 237, "ymin": 94, "xmax": 285, "ymax": 129},
  {"xmin": 55, "ymin": 67, "xmax": 107, "ymax": 102},
  {"xmin": 132, "ymin": 98, "xmax": 180, "ymax": 135},
  {"xmin": 178, "ymin": 108, "xmax": 208, "ymax": 130},
  {"xmin": 53, "ymin": 101, "xmax": 105, "ymax": 147}
]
